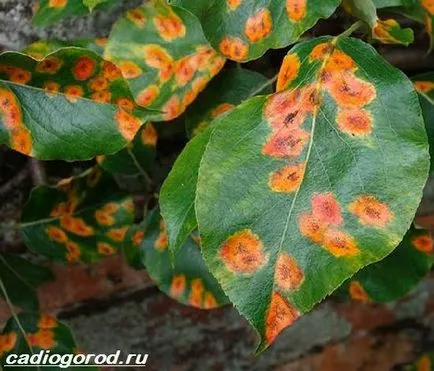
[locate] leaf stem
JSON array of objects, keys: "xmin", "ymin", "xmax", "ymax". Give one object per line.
[
  {"xmin": 249, "ymin": 74, "xmax": 278, "ymax": 97},
  {"xmin": 127, "ymin": 148, "xmax": 153, "ymax": 188},
  {"xmin": 338, "ymin": 20, "xmax": 364, "ymax": 38},
  {"xmin": 0, "ymin": 271, "xmax": 35, "ymax": 357}
]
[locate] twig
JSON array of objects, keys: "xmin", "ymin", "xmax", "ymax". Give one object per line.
[
  {"xmin": 29, "ymin": 158, "xmax": 46, "ymax": 186},
  {"xmin": 0, "ymin": 165, "xmax": 29, "ymax": 197}
]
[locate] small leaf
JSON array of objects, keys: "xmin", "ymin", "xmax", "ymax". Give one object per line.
[
  {"xmin": 160, "ymin": 128, "xmax": 212, "ymax": 256},
  {"xmin": 0, "ymin": 48, "xmax": 154, "ymax": 160},
  {"xmin": 195, "ymin": 36, "xmax": 429, "ymax": 350},
  {"xmin": 104, "ymin": 0, "xmax": 226, "ymax": 121},
  {"xmin": 186, "ymin": 69, "xmax": 273, "ymax": 137},
  {"xmin": 344, "ymin": 0, "xmax": 414, "ymax": 45},
  {"xmin": 414, "ymin": 72, "xmax": 434, "ymax": 104},
  {"xmin": 32, "ymin": 0, "xmax": 117, "ymax": 27},
  {"xmin": 0, "ymin": 313, "xmax": 92, "ymax": 370},
  {"xmin": 20, "ymin": 168, "xmax": 134, "ymax": 263},
  {"xmin": 344, "ymin": 226, "xmax": 434, "ymax": 303},
  {"xmin": 170, "ymin": 0, "xmax": 341, "ymax": 62},
  {"xmin": 0, "ymin": 255, "xmax": 53, "ymax": 311},
  {"xmin": 97, "ymin": 122, "xmax": 157, "ymax": 176},
  {"xmin": 125, "ymin": 209, "xmax": 229, "ymax": 309},
  {"xmin": 24, "ymin": 39, "xmax": 107, "ymax": 59}
]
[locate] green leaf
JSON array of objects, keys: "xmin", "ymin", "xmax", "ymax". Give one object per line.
[
  {"xmin": 170, "ymin": 0, "xmax": 341, "ymax": 62},
  {"xmin": 160, "ymin": 69, "xmax": 274, "ymax": 256},
  {"xmin": 344, "ymin": 0, "xmax": 414, "ymax": 45},
  {"xmin": 125, "ymin": 209, "xmax": 229, "ymax": 309},
  {"xmin": 195, "ymin": 36, "xmax": 429, "ymax": 350},
  {"xmin": 97, "ymin": 122, "xmax": 157, "ymax": 176},
  {"xmin": 24, "ymin": 39, "xmax": 107, "ymax": 59},
  {"xmin": 0, "ymin": 313, "xmax": 92, "ymax": 371},
  {"xmin": 32, "ymin": 0, "xmax": 117, "ymax": 27},
  {"xmin": 343, "ymin": 226, "xmax": 434, "ymax": 303},
  {"xmin": 160, "ymin": 128, "xmax": 212, "ymax": 257},
  {"xmin": 0, "ymin": 255, "xmax": 53, "ymax": 311},
  {"xmin": 372, "ymin": 0, "xmax": 415, "ymax": 8},
  {"xmin": 104, "ymin": 0, "xmax": 226, "ymax": 122},
  {"xmin": 0, "ymin": 48, "xmax": 154, "ymax": 160},
  {"xmin": 185, "ymin": 69, "xmax": 273, "ymax": 137},
  {"xmin": 414, "ymin": 72, "xmax": 434, "ymax": 104},
  {"xmin": 20, "ymin": 168, "xmax": 134, "ymax": 263}
]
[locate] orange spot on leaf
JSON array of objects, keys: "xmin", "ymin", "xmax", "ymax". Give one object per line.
[
  {"xmin": 265, "ymin": 292, "xmax": 299, "ymax": 345},
  {"xmin": 286, "ymin": 0, "xmax": 306, "ymax": 22},
  {"xmin": 118, "ymin": 60, "xmax": 142, "ymax": 79},
  {"xmin": 64, "ymin": 85, "xmax": 84, "ymax": 103},
  {"xmin": 36, "ymin": 57, "xmax": 63, "ymax": 74},
  {"xmin": 262, "ymin": 128, "xmax": 309, "ymax": 158},
  {"xmin": 311, "ymin": 192, "xmax": 343, "ymax": 226},
  {"xmin": 227, "ymin": 0, "xmax": 242, "ymax": 11},
  {"xmin": 219, "ymin": 36, "xmax": 249, "ymax": 62},
  {"xmin": 189, "ymin": 278, "xmax": 204, "ymax": 308},
  {"xmin": 309, "ymin": 42, "xmax": 333, "ymax": 62},
  {"xmin": 0, "ymin": 332, "xmax": 17, "ymax": 355},
  {"xmin": 336, "ymin": 108, "xmax": 373, "ymax": 136},
  {"xmin": 349, "ymin": 280, "xmax": 370, "ymax": 302},
  {"xmin": 154, "ymin": 14, "xmax": 186, "ymax": 41},
  {"xmin": 170, "ymin": 274, "xmax": 186, "ymax": 297},
  {"xmin": 162, "ymin": 95, "xmax": 182, "ymax": 121},
  {"xmin": 269, "ymin": 163, "xmax": 305, "ymax": 193},
  {"xmin": 115, "ymin": 108, "xmax": 142, "ymax": 141},
  {"xmin": 46, "ymin": 226, "xmax": 68, "ymax": 243},
  {"xmin": 277, "ymin": 54, "xmax": 300, "ymax": 92},
  {"xmin": 349, "ymin": 195, "xmax": 393, "ymax": 228},
  {"xmin": 107, "ymin": 226, "xmax": 129, "ymax": 242},
  {"xmin": 413, "ymin": 234, "xmax": 434, "ymax": 254},
  {"xmin": 244, "ymin": 8, "xmax": 273, "ymax": 43},
  {"xmin": 299, "ymin": 213, "xmax": 326, "ymax": 244},
  {"xmin": 141, "ymin": 122, "xmax": 157, "ymax": 146},
  {"xmin": 38, "ymin": 315, "xmax": 57, "ymax": 329},
  {"xmin": 323, "ymin": 229, "xmax": 359, "ymax": 257},
  {"xmin": 61, "ymin": 216, "xmax": 94, "ymax": 236},
  {"xmin": 211, "ymin": 103, "xmax": 235, "ymax": 118},
  {"xmin": 72, "ymin": 56, "xmax": 96, "ymax": 81},
  {"xmin": 126, "ymin": 8, "xmax": 146, "ymax": 28},
  {"xmin": 275, "ymin": 253, "xmax": 304, "ymax": 291},
  {"xmin": 219, "ymin": 229, "xmax": 267, "ymax": 274},
  {"xmin": 97, "ymin": 242, "xmax": 117, "ymax": 256},
  {"xmin": 204, "ymin": 291, "xmax": 218, "ymax": 309}
]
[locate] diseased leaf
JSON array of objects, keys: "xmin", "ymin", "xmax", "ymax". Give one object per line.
[
  {"xmin": 344, "ymin": 226, "xmax": 434, "ymax": 303},
  {"xmin": 0, "ymin": 313, "xmax": 92, "ymax": 371},
  {"xmin": 344, "ymin": 0, "xmax": 414, "ymax": 45},
  {"xmin": 20, "ymin": 168, "xmax": 134, "ymax": 263},
  {"xmin": 0, "ymin": 255, "xmax": 53, "ymax": 311},
  {"xmin": 185, "ymin": 69, "xmax": 273, "ymax": 137},
  {"xmin": 97, "ymin": 122, "xmax": 157, "ymax": 176},
  {"xmin": 414, "ymin": 72, "xmax": 434, "ymax": 104},
  {"xmin": 160, "ymin": 128, "xmax": 212, "ymax": 256},
  {"xmin": 125, "ymin": 209, "xmax": 229, "ymax": 309},
  {"xmin": 24, "ymin": 39, "xmax": 107, "ymax": 59},
  {"xmin": 104, "ymin": 0, "xmax": 226, "ymax": 121},
  {"xmin": 170, "ymin": 0, "xmax": 341, "ymax": 62},
  {"xmin": 0, "ymin": 48, "xmax": 154, "ymax": 160},
  {"xmin": 195, "ymin": 36, "xmax": 429, "ymax": 350},
  {"xmin": 33, "ymin": 0, "xmax": 117, "ymax": 27},
  {"xmin": 405, "ymin": 353, "xmax": 434, "ymax": 371}
]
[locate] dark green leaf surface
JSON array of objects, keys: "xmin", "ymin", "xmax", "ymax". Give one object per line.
[
  {"xmin": 97, "ymin": 122, "xmax": 157, "ymax": 175},
  {"xmin": 104, "ymin": 0, "xmax": 226, "ymax": 121},
  {"xmin": 33, "ymin": 0, "xmax": 117, "ymax": 27},
  {"xmin": 0, "ymin": 313, "xmax": 90, "ymax": 371},
  {"xmin": 344, "ymin": 0, "xmax": 414, "ymax": 45},
  {"xmin": 0, "ymin": 255, "xmax": 53, "ymax": 311},
  {"xmin": 185, "ymin": 69, "xmax": 273, "ymax": 137},
  {"xmin": 195, "ymin": 36, "xmax": 429, "ymax": 350},
  {"xmin": 344, "ymin": 226, "xmax": 434, "ymax": 303},
  {"xmin": 170, "ymin": 0, "xmax": 341, "ymax": 62},
  {"xmin": 126, "ymin": 209, "xmax": 228, "ymax": 309},
  {"xmin": 373, "ymin": 0, "xmax": 415, "ymax": 7},
  {"xmin": 21, "ymin": 168, "xmax": 134, "ymax": 263},
  {"xmin": 160, "ymin": 128, "xmax": 212, "ymax": 257},
  {"xmin": 0, "ymin": 48, "xmax": 153, "ymax": 160}
]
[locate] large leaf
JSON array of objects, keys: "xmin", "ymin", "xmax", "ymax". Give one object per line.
[
  {"xmin": 104, "ymin": 0, "xmax": 226, "ymax": 121},
  {"xmin": 32, "ymin": 0, "xmax": 117, "ymax": 27},
  {"xmin": 0, "ymin": 313, "xmax": 91, "ymax": 371},
  {"xmin": 344, "ymin": 0, "xmax": 414, "ymax": 45},
  {"xmin": 160, "ymin": 128, "xmax": 212, "ymax": 257},
  {"xmin": 344, "ymin": 226, "xmax": 434, "ymax": 303},
  {"xmin": 185, "ymin": 69, "xmax": 273, "ymax": 137},
  {"xmin": 170, "ymin": 0, "xmax": 341, "ymax": 62},
  {"xmin": 125, "ymin": 210, "xmax": 228, "ymax": 309},
  {"xmin": 20, "ymin": 168, "xmax": 134, "ymax": 263},
  {"xmin": 0, "ymin": 48, "xmax": 154, "ymax": 160},
  {"xmin": 97, "ymin": 122, "xmax": 157, "ymax": 176},
  {"xmin": 0, "ymin": 255, "xmax": 53, "ymax": 311},
  {"xmin": 195, "ymin": 36, "xmax": 429, "ymax": 350}
]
